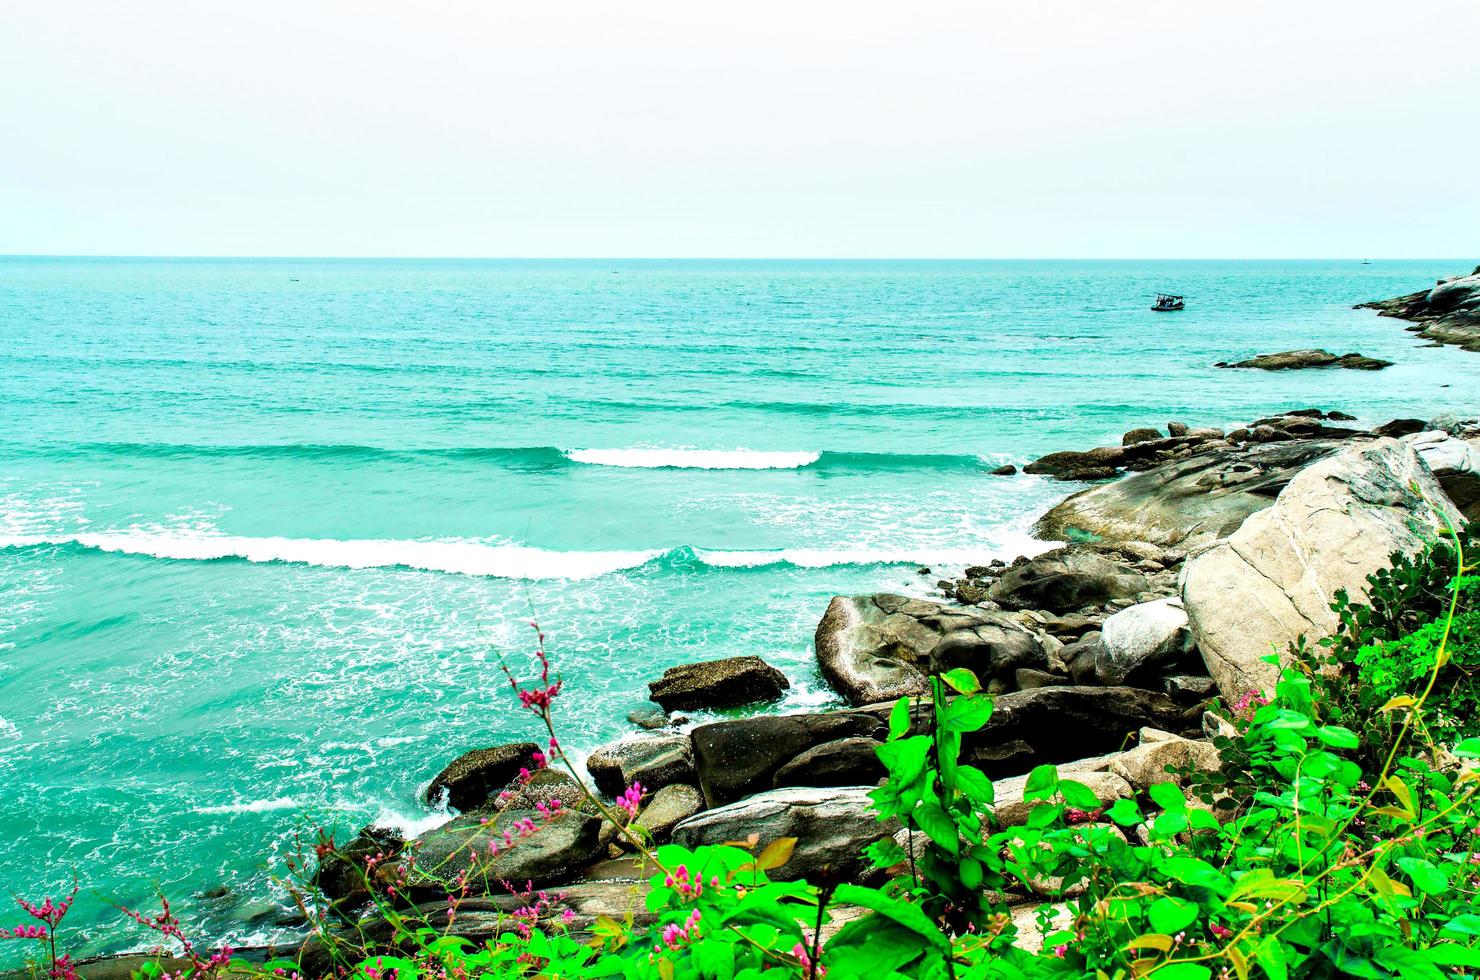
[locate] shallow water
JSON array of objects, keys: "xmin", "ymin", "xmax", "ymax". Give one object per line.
[{"xmin": 1, "ymin": 257, "xmax": 1474, "ymax": 958}]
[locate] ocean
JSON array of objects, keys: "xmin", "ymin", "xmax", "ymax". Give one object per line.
[{"xmin": 1, "ymin": 257, "xmax": 1474, "ymax": 958}]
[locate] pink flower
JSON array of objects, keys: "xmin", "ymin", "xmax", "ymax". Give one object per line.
[{"xmin": 616, "ymin": 782, "xmax": 644, "ymax": 821}]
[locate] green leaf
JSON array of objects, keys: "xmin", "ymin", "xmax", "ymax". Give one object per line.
[
  {"xmin": 888, "ymin": 696, "xmax": 911, "ymax": 740},
  {"xmin": 1023, "ymin": 764, "xmax": 1059, "ymax": 801},
  {"xmin": 954, "ymin": 764, "xmax": 995, "ymax": 805},
  {"xmin": 865, "ymin": 837, "xmax": 907, "ymax": 869},
  {"xmin": 1396, "ymin": 856, "xmax": 1448, "ymax": 893},
  {"xmin": 1316, "ymin": 725, "xmax": 1359, "ymax": 749},
  {"xmin": 1374, "ymin": 946, "xmax": 1446, "ymax": 980},
  {"xmin": 939, "ymin": 667, "xmax": 981, "ymax": 696},
  {"xmin": 1149, "ymin": 965, "xmax": 1211, "ymax": 980},
  {"xmin": 1058, "ymin": 779, "xmax": 1102, "ymax": 810},
  {"xmin": 960, "ymin": 856, "xmax": 983, "ymax": 889},
  {"xmin": 831, "ymin": 884, "xmax": 949, "ymax": 950},
  {"xmin": 941, "ymin": 695, "xmax": 993, "ymax": 732},
  {"xmin": 875, "ymin": 736, "xmax": 932, "ymax": 786},
  {"xmin": 1148, "ymin": 896, "xmax": 1199, "ymax": 935},
  {"xmin": 1442, "ymin": 913, "xmax": 1480, "ymax": 937},
  {"xmin": 914, "ymin": 801, "xmax": 960, "ymax": 854},
  {"xmin": 1257, "ymin": 935, "xmax": 1289, "ymax": 980},
  {"xmin": 1105, "ymin": 797, "xmax": 1144, "ymax": 826},
  {"xmin": 1453, "ymin": 737, "xmax": 1480, "ymax": 759},
  {"xmin": 1149, "ymin": 781, "xmax": 1189, "ymax": 813}
]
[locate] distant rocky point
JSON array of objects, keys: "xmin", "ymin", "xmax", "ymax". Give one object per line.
[
  {"xmin": 1214, "ymin": 349, "xmax": 1392, "ymax": 371},
  {"xmin": 1359, "ymin": 266, "xmax": 1480, "ymax": 352}
]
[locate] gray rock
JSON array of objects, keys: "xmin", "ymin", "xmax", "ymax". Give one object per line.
[
  {"xmin": 672, "ymin": 786, "xmax": 899, "ymax": 882},
  {"xmin": 648, "ymin": 656, "xmax": 790, "ymax": 712},
  {"xmin": 690, "ymin": 711, "xmax": 885, "ymax": 807},
  {"xmin": 586, "ymin": 734, "xmax": 695, "ymax": 797},
  {"xmin": 1013, "ymin": 668, "xmax": 1069, "ymax": 689},
  {"xmin": 425, "ymin": 742, "xmax": 543, "ymax": 811},
  {"xmin": 772, "ymin": 736, "xmax": 885, "ymax": 789},
  {"xmin": 1360, "ymin": 271, "xmax": 1480, "ymax": 352},
  {"xmin": 1094, "ymin": 597, "xmax": 1195, "ymax": 685},
  {"xmin": 991, "ymin": 463, "xmax": 1018, "ymax": 476},
  {"xmin": 1108, "ymin": 731, "xmax": 1220, "ymax": 791},
  {"xmin": 813, "ymin": 594, "xmax": 936, "ymax": 705},
  {"xmin": 1123, "ymin": 427, "xmax": 1163, "ymax": 446},
  {"xmin": 1215, "ymin": 349, "xmax": 1392, "ymax": 371},
  {"xmin": 986, "ymin": 546, "xmax": 1149, "ymax": 613},
  {"xmin": 1161, "ymin": 674, "xmax": 1218, "ymax": 703},
  {"xmin": 1405, "ymin": 430, "xmax": 1480, "ymax": 519},
  {"xmin": 1167, "ymin": 421, "xmax": 1189, "ymax": 437},
  {"xmin": 1375, "ymin": 418, "xmax": 1426, "ymax": 438},
  {"xmin": 1033, "ymin": 439, "xmax": 1355, "ymax": 548},
  {"xmin": 1182, "ymin": 439, "xmax": 1462, "ymax": 696},
  {"xmin": 633, "ymin": 783, "xmax": 703, "ymax": 843},
  {"xmin": 408, "ymin": 808, "xmax": 602, "ymax": 891},
  {"xmin": 493, "ymin": 768, "xmax": 594, "ymax": 815}
]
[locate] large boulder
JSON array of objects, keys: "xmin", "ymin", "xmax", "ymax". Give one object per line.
[
  {"xmin": 690, "ymin": 711, "xmax": 885, "ymax": 807},
  {"xmin": 1182, "ymin": 439, "xmax": 1462, "ymax": 697},
  {"xmin": 493, "ymin": 768, "xmax": 594, "ymax": 815},
  {"xmin": 672, "ymin": 787, "xmax": 899, "ymax": 883},
  {"xmin": 648, "ymin": 656, "xmax": 790, "ymax": 712},
  {"xmin": 425, "ymin": 742, "xmax": 543, "ymax": 811},
  {"xmin": 1405, "ymin": 430, "xmax": 1480, "ymax": 520},
  {"xmin": 1108, "ymin": 729, "xmax": 1221, "ymax": 791},
  {"xmin": 967, "ymin": 686, "xmax": 1193, "ymax": 776},
  {"xmin": 1033, "ymin": 439, "xmax": 1350, "ymax": 548},
  {"xmin": 586, "ymin": 734, "xmax": 695, "ymax": 797},
  {"xmin": 772, "ymin": 736, "xmax": 886, "ymax": 790},
  {"xmin": 408, "ymin": 809, "xmax": 602, "ymax": 892},
  {"xmin": 813, "ymin": 595, "xmax": 1052, "ymax": 705},
  {"xmin": 1094, "ymin": 597, "xmax": 1196, "ymax": 685},
  {"xmin": 813, "ymin": 594, "xmax": 936, "ymax": 705},
  {"xmin": 986, "ymin": 546, "xmax": 1148, "ymax": 613},
  {"xmin": 633, "ymin": 783, "xmax": 704, "ymax": 843}
]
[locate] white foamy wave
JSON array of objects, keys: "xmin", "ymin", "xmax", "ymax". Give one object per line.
[
  {"xmin": 194, "ymin": 796, "xmax": 301, "ymax": 815},
  {"xmin": 372, "ymin": 807, "xmax": 454, "ymax": 839},
  {"xmin": 693, "ymin": 536, "xmax": 1052, "ymax": 570},
  {"xmin": 564, "ymin": 448, "xmax": 821, "ymax": 470},
  {"xmin": 1, "ymin": 531, "xmax": 662, "ymax": 581}
]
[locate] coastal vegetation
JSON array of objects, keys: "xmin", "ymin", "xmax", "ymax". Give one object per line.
[{"xmin": 8, "ymin": 414, "xmax": 1480, "ymax": 980}]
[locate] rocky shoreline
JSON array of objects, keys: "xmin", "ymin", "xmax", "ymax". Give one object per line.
[
  {"xmin": 1360, "ymin": 265, "xmax": 1480, "ymax": 351},
  {"xmin": 277, "ymin": 407, "xmax": 1477, "ymax": 962},
  {"xmin": 43, "ymin": 401, "xmax": 1480, "ymax": 975}
]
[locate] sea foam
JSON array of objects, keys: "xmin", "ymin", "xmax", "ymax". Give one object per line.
[{"xmin": 563, "ymin": 448, "xmax": 821, "ymax": 469}]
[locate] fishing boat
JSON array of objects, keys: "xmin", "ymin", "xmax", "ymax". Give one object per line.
[{"xmin": 1151, "ymin": 293, "xmax": 1185, "ymax": 312}]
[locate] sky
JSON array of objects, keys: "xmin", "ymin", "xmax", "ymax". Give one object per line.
[{"xmin": 2, "ymin": 0, "xmax": 1477, "ymax": 259}]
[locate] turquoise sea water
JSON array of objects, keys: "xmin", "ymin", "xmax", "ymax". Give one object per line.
[{"xmin": 1, "ymin": 258, "xmax": 1476, "ymax": 958}]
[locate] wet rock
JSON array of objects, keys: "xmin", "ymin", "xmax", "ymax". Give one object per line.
[
  {"xmin": 772, "ymin": 736, "xmax": 886, "ymax": 789},
  {"xmin": 690, "ymin": 711, "xmax": 885, "ymax": 806},
  {"xmin": 1094, "ymin": 597, "xmax": 1195, "ymax": 685},
  {"xmin": 1183, "ymin": 439, "xmax": 1462, "ymax": 696},
  {"xmin": 672, "ymin": 787, "xmax": 899, "ymax": 883},
  {"xmin": 1023, "ymin": 446, "xmax": 1126, "ymax": 480},
  {"xmin": 991, "ymin": 463, "xmax": 1018, "ymax": 476},
  {"xmin": 628, "ymin": 707, "xmax": 674, "ymax": 730},
  {"xmin": 648, "ymin": 656, "xmax": 790, "ymax": 712},
  {"xmin": 409, "ymin": 809, "xmax": 602, "ymax": 892},
  {"xmin": 1167, "ymin": 421, "xmax": 1189, "ymax": 437},
  {"xmin": 1375, "ymin": 418, "xmax": 1426, "ymax": 438},
  {"xmin": 315, "ymin": 825, "xmax": 404, "ymax": 907},
  {"xmin": 494, "ymin": 768, "xmax": 594, "ymax": 814},
  {"xmin": 1215, "ymin": 349, "xmax": 1392, "ymax": 370},
  {"xmin": 813, "ymin": 594, "xmax": 938, "ymax": 704},
  {"xmin": 1123, "ymin": 427, "xmax": 1163, "ymax": 445},
  {"xmin": 986, "ymin": 546, "xmax": 1148, "ymax": 613},
  {"xmin": 426, "ymin": 742, "xmax": 544, "ymax": 811},
  {"xmin": 586, "ymin": 734, "xmax": 695, "ymax": 797},
  {"xmin": 633, "ymin": 784, "xmax": 703, "ymax": 843},
  {"xmin": 1161, "ymin": 674, "xmax": 1218, "ymax": 703},
  {"xmin": 1033, "ymin": 439, "xmax": 1355, "ymax": 548}
]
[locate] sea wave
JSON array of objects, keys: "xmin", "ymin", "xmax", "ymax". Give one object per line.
[
  {"xmin": 193, "ymin": 797, "xmax": 302, "ymax": 815},
  {"xmin": 5, "ymin": 442, "xmax": 1008, "ymax": 473},
  {"xmin": 0, "ymin": 532, "xmax": 1050, "ymax": 580}
]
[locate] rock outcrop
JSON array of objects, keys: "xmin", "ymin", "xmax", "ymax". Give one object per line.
[
  {"xmin": 1360, "ymin": 269, "xmax": 1480, "ymax": 351},
  {"xmin": 425, "ymin": 742, "xmax": 544, "ymax": 811},
  {"xmin": 813, "ymin": 594, "xmax": 937, "ymax": 705},
  {"xmin": 986, "ymin": 546, "xmax": 1149, "ymax": 612},
  {"xmin": 1405, "ymin": 430, "xmax": 1480, "ymax": 520},
  {"xmin": 690, "ymin": 711, "xmax": 886, "ymax": 806},
  {"xmin": 1094, "ymin": 597, "xmax": 1196, "ymax": 685},
  {"xmin": 1033, "ymin": 439, "xmax": 1351, "ymax": 547},
  {"xmin": 409, "ymin": 809, "xmax": 603, "ymax": 892},
  {"xmin": 1215, "ymin": 349, "xmax": 1392, "ymax": 371},
  {"xmin": 586, "ymin": 734, "xmax": 696, "ymax": 797},
  {"xmin": 1182, "ymin": 439, "xmax": 1463, "ymax": 696},
  {"xmin": 672, "ymin": 786, "xmax": 899, "ymax": 883},
  {"xmin": 647, "ymin": 656, "xmax": 790, "ymax": 712}
]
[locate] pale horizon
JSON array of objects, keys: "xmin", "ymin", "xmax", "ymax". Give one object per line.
[{"xmin": 4, "ymin": 0, "xmax": 1478, "ymax": 259}]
